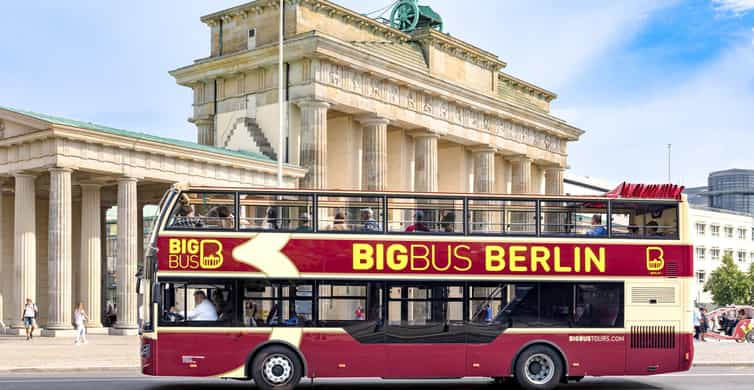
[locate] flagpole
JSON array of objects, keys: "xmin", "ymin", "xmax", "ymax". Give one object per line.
[{"xmin": 277, "ymin": 0, "xmax": 285, "ymax": 188}]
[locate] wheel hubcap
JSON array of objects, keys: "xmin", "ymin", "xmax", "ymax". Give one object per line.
[
  {"xmin": 524, "ymin": 353, "xmax": 555, "ymax": 385},
  {"xmin": 262, "ymin": 354, "xmax": 293, "ymax": 385}
]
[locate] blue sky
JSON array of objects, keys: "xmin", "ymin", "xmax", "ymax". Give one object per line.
[{"xmin": 1, "ymin": 0, "xmax": 753, "ymax": 187}]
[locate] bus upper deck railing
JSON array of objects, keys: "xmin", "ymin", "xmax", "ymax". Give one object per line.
[{"xmin": 160, "ymin": 188, "xmax": 682, "ymax": 240}]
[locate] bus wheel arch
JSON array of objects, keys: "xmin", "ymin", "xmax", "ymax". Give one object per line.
[
  {"xmin": 511, "ymin": 341, "xmax": 567, "ymax": 389},
  {"xmin": 245, "ymin": 341, "xmax": 308, "ymax": 384}
]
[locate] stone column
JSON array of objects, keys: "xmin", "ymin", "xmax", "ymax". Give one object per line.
[
  {"xmin": 358, "ymin": 116, "xmax": 389, "ymax": 191},
  {"xmin": 472, "ymin": 148, "xmax": 496, "ymax": 233},
  {"xmin": 113, "ymin": 177, "xmax": 138, "ymax": 334},
  {"xmin": 79, "ymin": 184, "xmax": 102, "ymax": 328},
  {"xmin": 544, "ymin": 166, "xmax": 565, "ymax": 195},
  {"xmin": 297, "ymin": 100, "xmax": 330, "ymax": 189},
  {"xmin": 44, "ymin": 168, "xmax": 74, "ymax": 334},
  {"xmin": 414, "ymin": 133, "xmax": 439, "ymax": 192},
  {"xmin": 195, "ymin": 117, "xmax": 215, "ymax": 146},
  {"xmin": 543, "ymin": 167, "xmax": 565, "ymax": 233},
  {"xmin": 12, "ymin": 173, "xmax": 36, "ymax": 329},
  {"xmin": 510, "ymin": 157, "xmax": 532, "ymax": 194}
]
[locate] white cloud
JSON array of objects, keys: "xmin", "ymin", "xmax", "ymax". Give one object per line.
[
  {"xmin": 713, "ymin": 0, "xmax": 754, "ymax": 14},
  {"xmin": 559, "ymin": 42, "xmax": 754, "ymax": 187}
]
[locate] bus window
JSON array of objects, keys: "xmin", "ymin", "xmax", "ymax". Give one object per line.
[
  {"xmin": 159, "ymin": 282, "xmax": 235, "ymax": 325},
  {"xmin": 317, "ymin": 283, "xmax": 368, "ymax": 323},
  {"xmin": 574, "ymin": 283, "xmax": 623, "ymax": 327},
  {"xmin": 386, "ymin": 197, "xmax": 463, "ymax": 234},
  {"xmin": 166, "ymin": 192, "xmax": 235, "ymax": 230},
  {"xmin": 610, "ymin": 202, "xmax": 679, "ymax": 239},
  {"xmin": 238, "ymin": 193, "xmax": 313, "ymax": 232},
  {"xmin": 242, "ymin": 280, "xmax": 313, "ymax": 326},
  {"xmin": 540, "ymin": 200, "xmax": 607, "ymax": 236},
  {"xmin": 317, "ymin": 196, "xmax": 383, "ymax": 233}
]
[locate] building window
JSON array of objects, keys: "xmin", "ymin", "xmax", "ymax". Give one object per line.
[
  {"xmin": 711, "ymin": 225, "xmax": 720, "ymax": 237},
  {"xmin": 710, "ymin": 247, "xmax": 720, "ymax": 261},
  {"xmin": 750, "ymin": 252, "xmax": 754, "ymax": 262},
  {"xmin": 724, "ymin": 249, "xmax": 734, "ymax": 259},
  {"xmin": 696, "ymin": 223, "xmax": 706, "ymax": 236},
  {"xmin": 696, "ymin": 271, "xmax": 705, "ymax": 284},
  {"xmin": 695, "ymin": 247, "xmax": 705, "ymax": 261},
  {"xmin": 738, "ymin": 228, "xmax": 747, "ymax": 240},
  {"xmin": 737, "ymin": 250, "xmax": 747, "ymax": 263},
  {"xmin": 725, "ymin": 226, "xmax": 734, "ymax": 238}
]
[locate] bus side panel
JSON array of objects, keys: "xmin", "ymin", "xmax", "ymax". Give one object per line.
[
  {"xmin": 468, "ymin": 333, "xmax": 627, "ymax": 377},
  {"xmin": 155, "ymin": 331, "xmax": 271, "ymax": 377},
  {"xmin": 141, "ymin": 335, "xmax": 157, "ymax": 376},
  {"xmin": 299, "ymin": 332, "xmax": 386, "ymax": 378}
]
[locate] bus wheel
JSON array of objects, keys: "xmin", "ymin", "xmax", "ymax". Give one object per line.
[
  {"xmin": 251, "ymin": 346, "xmax": 303, "ymax": 390},
  {"xmin": 514, "ymin": 345, "xmax": 564, "ymax": 390},
  {"xmin": 746, "ymin": 331, "xmax": 754, "ymax": 343}
]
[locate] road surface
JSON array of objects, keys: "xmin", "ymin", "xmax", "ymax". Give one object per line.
[{"xmin": 1, "ymin": 367, "xmax": 752, "ymax": 390}]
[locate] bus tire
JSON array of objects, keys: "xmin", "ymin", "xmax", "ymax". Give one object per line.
[
  {"xmin": 746, "ymin": 331, "xmax": 754, "ymax": 344},
  {"xmin": 514, "ymin": 345, "xmax": 564, "ymax": 390},
  {"xmin": 250, "ymin": 345, "xmax": 303, "ymax": 390}
]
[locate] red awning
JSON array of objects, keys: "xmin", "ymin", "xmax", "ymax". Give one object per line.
[{"xmin": 606, "ymin": 182, "xmax": 685, "ymax": 200}]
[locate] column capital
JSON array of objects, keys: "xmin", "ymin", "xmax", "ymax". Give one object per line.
[
  {"xmin": 543, "ymin": 165, "xmax": 565, "ymax": 173},
  {"xmin": 117, "ymin": 176, "xmax": 140, "ymax": 183},
  {"xmin": 355, "ymin": 114, "xmax": 390, "ymax": 126},
  {"xmin": 13, "ymin": 171, "xmax": 37, "ymax": 179},
  {"xmin": 469, "ymin": 145, "xmax": 497, "ymax": 154},
  {"xmin": 507, "ymin": 155, "xmax": 533, "ymax": 163},
  {"xmin": 407, "ymin": 129, "xmax": 442, "ymax": 139},
  {"xmin": 296, "ymin": 98, "xmax": 330, "ymax": 110},
  {"xmin": 79, "ymin": 182, "xmax": 104, "ymax": 190},
  {"xmin": 48, "ymin": 167, "xmax": 73, "ymax": 174}
]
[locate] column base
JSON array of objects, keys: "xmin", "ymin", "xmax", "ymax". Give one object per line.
[
  {"xmin": 3, "ymin": 327, "xmax": 42, "ymax": 336},
  {"xmin": 85, "ymin": 327, "xmax": 110, "ymax": 335},
  {"xmin": 109, "ymin": 327, "xmax": 139, "ymax": 336},
  {"xmin": 41, "ymin": 328, "xmax": 78, "ymax": 337}
]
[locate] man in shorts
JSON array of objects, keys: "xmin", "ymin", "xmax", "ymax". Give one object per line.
[{"xmin": 21, "ymin": 298, "xmax": 38, "ymax": 340}]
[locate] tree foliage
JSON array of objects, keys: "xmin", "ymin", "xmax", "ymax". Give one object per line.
[{"xmin": 703, "ymin": 254, "xmax": 752, "ymax": 306}]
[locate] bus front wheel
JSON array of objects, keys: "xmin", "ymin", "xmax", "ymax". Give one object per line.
[
  {"xmin": 514, "ymin": 345, "xmax": 564, "ymax": 390},
  {"xmin": 250, "ymin": 346, "xmax": 303, "ymax": 390}
]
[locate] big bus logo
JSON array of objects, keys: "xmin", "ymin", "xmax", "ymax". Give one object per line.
[
  {"xmin": 646, "ymin": 246, "xmax": 665, "ymax": 273},
  {"xmin": 167, "ymin": 239, "xmax": 223, "ymax": 270}
]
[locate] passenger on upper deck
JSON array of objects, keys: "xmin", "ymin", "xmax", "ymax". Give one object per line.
[
  {"xmin": 646, "ymin": 220, "xmax": 660, "ymax": 236},
  {"xmin": 586, "ymin": 215, "xmax": 607, "ymax": 236},
  {"xmin": 331, "ymin": 212, "xmax": 347, "ymax": 231},
  {"xmin": 361, "ymin": 209, "xmax": 380, "ymax": 232},
  {"xmin": 262, "ymin": 207, "xmax": 279, "ymax": 230},
  {"xmin": 440, "ymin": 211, "xmax": 455, "ymax": 232},
  {"xmin": 172, "ymin": 203, "xmax": 203, "ymax": 228},
  {"xmin": 296, "ymin": 213, "xmax": 312, "ymax": 232},
  {"xmin": 406, "ymin": 210, "xmax": 430, "ymax": 232},
  {"xmin": 207, "ymin": 206, "xmax": 234, "ymax": 229}
]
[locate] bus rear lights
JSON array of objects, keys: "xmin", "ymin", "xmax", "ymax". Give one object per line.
[
  {"xmin": 685, "ymin": 352, "xmax": 690, "ymax": 361},
  {"xmin": 472, "ymin": 363, "xmax": 481, "ymax": 368},
  {"xmin": 571, "ymin": 362, "xmax": 580, "ymax": 367},
  {"xmin": 337, "ymin": 363, "xmax": 347, "ymax": 368}
]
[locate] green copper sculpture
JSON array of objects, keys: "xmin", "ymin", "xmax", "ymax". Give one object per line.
[{"xmin": 389, "ymin": 0, "xmax": 443, "ymax": 33}]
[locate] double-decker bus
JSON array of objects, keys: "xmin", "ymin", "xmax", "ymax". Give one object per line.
[{"xmin": 139, "ymin": 183, "xmax": 693, "ymax": 390}]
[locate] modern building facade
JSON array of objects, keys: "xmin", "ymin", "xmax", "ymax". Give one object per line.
[
  {"xmin": 0, "ymin": 0, "xmax": 586, "ymax": 335},
  {"xmin": 688, "ymin": 205, "xmax": 754, "ymax": 305},
  {"xmin": 706, "ymin": 169, "xmax": 754, "ymax": 215}
]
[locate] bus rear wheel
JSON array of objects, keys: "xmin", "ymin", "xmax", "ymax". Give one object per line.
[
  {"xmin": 250, "ymin": 346, "xmax": 303, "ymax": 390},
  {"xmin": 514, "ymin": 345, "xmax": 564, "ymax": 390}
]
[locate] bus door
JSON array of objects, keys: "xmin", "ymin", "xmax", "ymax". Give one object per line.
[{"xmin": 383, "ymin": 283, "xmax": 466, "ymax": 378}]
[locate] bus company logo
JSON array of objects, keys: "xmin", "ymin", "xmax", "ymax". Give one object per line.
[
  {"xmin": 569, "ymin": 335, "xmax": 625, "ymax": 343},
  {"xmin": 645, "ymin": 247, "xmax": 665, "ymax": 274},
  {"xmin": 167, "ymin": 238, "xmax": 223, "ymax": 270}
]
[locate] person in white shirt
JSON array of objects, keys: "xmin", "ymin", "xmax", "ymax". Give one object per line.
[
  {"xmin": 20, "ymin": 298, "xmax": 38, "ymax": 341},
  {"xmin": 73, "ymin": 302, "xmax": 88, "ymax": 345},
  {"xmin": 173, "ymin": 291, "xmax": 218, "ymax": 321}
]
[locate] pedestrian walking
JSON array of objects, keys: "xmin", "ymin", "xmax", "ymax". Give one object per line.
[
  {"xmin": 20, "ymin": 298, "xmax": 38, "ymax": 341},
  {"xmin": 74, "ymin": 302, "xmax": 88, "ymax": 345},
  {"xmin": 699, "ymin": 307, "xmax": 708, "ymax": 342},
  {"xmin": 693, "ymin": 307, "xmax": 701, "ymax": 340}
]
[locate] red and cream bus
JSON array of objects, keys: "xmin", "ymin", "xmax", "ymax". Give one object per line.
[{"xmin": 139, "ymin": 184, "xmax": 693, "ymax": 390}]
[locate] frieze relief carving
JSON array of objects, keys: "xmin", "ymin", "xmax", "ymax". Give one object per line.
[{"xmin": 315, "ymin": 60, "xmax": 563, "ymax": 154}]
